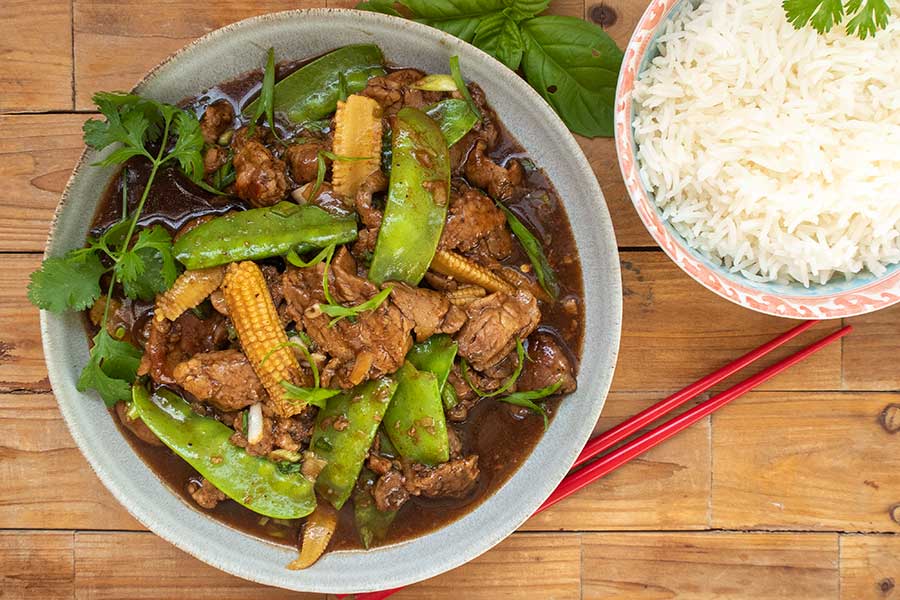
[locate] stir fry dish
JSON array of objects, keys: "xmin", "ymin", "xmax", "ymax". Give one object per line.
[{"xmin": 29, "ymin": 45, "xmax": 584, "ymax": 567}]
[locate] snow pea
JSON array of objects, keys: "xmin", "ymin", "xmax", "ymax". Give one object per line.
[
  {"xmin": 311, "ymin": 377, "xmax": 398, "ymax": 510},
  {"xmin": 173, "ymin": 202, "xmax": 357, "ymax": 269},
  {"xmin": 369, "ymin": 107, "xmax": 451, "ymax": 285},
  {"xmin": 405, "ymin": 333, "xmax": 457, "ymax": 391},
  {"xmin": 382, "ymin": 362, "xmax": 449, "ymax": 466},
  {"xmin": 352, "ymin": 467, "xmax": 397, "ymax": 549},
  {"xmin": 131, "ymin": 385, "xmax": 316, "ymax": 519},
  {"xmin": 245, "ymin": 45, "xmax": 386, "ymax": 124},
  {"xmin": 425, "ymin": 99, "xmax": 479, "ymax": 146}
]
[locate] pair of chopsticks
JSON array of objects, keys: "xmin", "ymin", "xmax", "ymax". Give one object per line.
[{"xmin": 347, "ymin": 319, "xmax": 851, "ymax": 600}]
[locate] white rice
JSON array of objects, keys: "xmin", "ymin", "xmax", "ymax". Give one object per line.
[{"xmin": 632, "ymin": 0, "xmax": 900, "ymax": 286}]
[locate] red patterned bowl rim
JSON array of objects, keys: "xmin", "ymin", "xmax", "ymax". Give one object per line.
[{"xmin": 613, "ymin": 0, "xmax": 900, "ymax": 319}]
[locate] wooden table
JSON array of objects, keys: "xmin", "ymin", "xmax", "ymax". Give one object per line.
[{"xmin": 1, "ymin": 0, "xmax": 898, "ymax": 597}]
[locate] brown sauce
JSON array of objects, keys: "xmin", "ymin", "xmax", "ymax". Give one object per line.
[{"xmin": 94, "ymin": 58, "xmax": 584, "ymax": 552}]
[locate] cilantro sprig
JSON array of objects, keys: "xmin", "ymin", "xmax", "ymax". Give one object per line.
[
  {"xmin": 783, "ymin": 0, "xmax": 891, "ymax": 39},
  {"xmin": 29, "ymin": 92, "xmax": 207, "ymax": 405}
]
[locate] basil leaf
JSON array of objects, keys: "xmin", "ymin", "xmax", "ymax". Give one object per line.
[
  {"xmin": 472, "ymin": 12, "xmax": 525, "ymax": 70},
  {"xmin": 402, "ymin": 0, "xmax": 507, "ymax": 41},
  {"xmin": 355, "ymin": 0, "xmax": 402, "ymax": 16},
  {"xmin": 520, "ymin": 16, "xmax": 623, "ymax": 137}
]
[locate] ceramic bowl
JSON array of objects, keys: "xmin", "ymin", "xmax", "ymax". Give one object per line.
[
  {"xmin": 615, "ymin": 0, "xmax": 900, "ymax": 319},
  {"xmin": 41, "ymin": 9, "xmax": 622, "ymax": 594}
]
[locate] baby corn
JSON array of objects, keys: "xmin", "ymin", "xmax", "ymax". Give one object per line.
[
  {"xmin": 331, "ymin": 94, "xmax": 383, "ymax": 199},
  {"xmin": 430, "ymin": 250, "xmax": 515, "ymax": 294},
  {"xmin": 221, "ymin": 261, "xmax": 302, "ymax": 417},
  {"xmin": 155, "ymin": 266, "xmax": 225, "ymax": 322}
]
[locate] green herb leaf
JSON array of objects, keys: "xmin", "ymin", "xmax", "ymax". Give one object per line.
[
  {"xmin": 116, "ymin": 226, "xmax": 180, "ymax": 301},
  {"xmin": 472, "ymin": 12, "xmax": 525, "ymax": 70},
  {"xmin": 319, "ymin": 286, "xmax": 394, "ymax": 326},
  {"xmin": 461, "ymin": 338, "xmax": 525, "ymax": 397},
  {"xmin": 498, "ymin": 203, "xmax": 559, "ymax": 299},
  {"xmin": 449, "ymin": 55, "xmax": 482, "ymax": 120},
  {"xmin": 520, "ymin": 16, "xmax": 623, "ymax": 137},
  {"xmin": 497, "ymin": 379, "xmax": 562, "ymax": 430},
  {"xmin": 27, "ymin": 251, "xmax": 107, "ymax": 313},
  {"xmin": 403, "ymin": 0, "xmax": 507, "ymax": 41},
  {"xmin": 355, "ymin": 0, "xmax": 403, "ymax": 16},
  {"xmin": 783, "ymin": 0, "xmax": 890, "ymax": 37},
  {"xmin": 286, "ymin": 245, "xmax": 334, "ymax": 269},
  {"xmin": 77, "ymin": 329, "xmax": 142, "ymax": 407},
  {"xmin": 249, "ymin": 47, "xmax": 279, "ymax": 138},
  {"xmin": 844, "ymin": 0, "xmax": 892, "ymax": 38},
  {"xmin": 280, "ymin": 381, "xmax": 341, "ymax": 409},
  {"xmin": 167, "ymin": 111, "xmax": 206, "ymax": 180}
]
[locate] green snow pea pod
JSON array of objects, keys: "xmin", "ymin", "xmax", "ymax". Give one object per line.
[
  {"xmin": 173, "ymin": 202, "xmax": 357, "ymax": 269},
  {"xmin": 131, "ymin": 385, "xmax": 316, "ymax": 519},
  {"xmin": 369, "ymin": 107, "xmax": 451, "ymax": 285},
  {"xmin": 425, "ymin": 99, "xmax": 479, "ymax": 146},
  {"xmin": 244, "ymin": 45, "xmax": 386, "ymax": 124},
  {"xmin": 382, "ymin": 362, "xmax": 449, "ymax": 466},
  {"xmin": 405, "ymin": 333, "xmax": 457, "ymax": 392},
  {"xmin": 352, "ymin": 467, "xmax": 398, "ymax": 549},
  {"xmin": 311, "ymin": 377, "xmax": 398, "ymax": 510}
]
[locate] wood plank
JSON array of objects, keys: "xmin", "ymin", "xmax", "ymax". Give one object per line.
[
  {"xmin": 840, "ymin": 535, "xmax": 900, "ymax": 600},
  {"xmin": 613, "ymin": 252, "xmax": 843, "ymax": 393},
  {"xmin": 581, "ymin": 532, "xmax": 839, "ymax": 599},
  {"xmin": 74, "ymin": 532, "xmax": 319, "ymax": 599},
  {"xmin": 0, "ymin": 531, "xmax": 75, "ymax": 599},
  {"xmin": 0, "ymin": 0, "xmax": 73, "ymax": 112},
  {"xmin": 843, "ymin": 303, "xmax": 900, "ymax": 391},
  {"xmin": 711, "ymin": 391, "xmax": 900, "ymax": 532},
  {"xmin": 393, "ymin": 533, "xmax": 581, "ymax": 599},
  {"xmin": 73, "ymin": 531, "xmax": 579, "ymax": 599},
  {"xmin": 0, "ymin": 393, "xmax": 140, "ymax": 530},
  {"xmin": 544, "ymin": 0, "xmax": 586, "ymax": 17},
  {"xmin": 0, "ymin": 255, "xmax": 48, "ymax": 393},
  {"xmin": 73, "ymin": 0, "xmax": 323, "ymax": 109},
  {"xmin": 0, "ymin": 114, "xmax": 87, "ymax": 252},
  {"xmin": 523, "ymin": 392, "xmax": 709, "ymax": 531}
]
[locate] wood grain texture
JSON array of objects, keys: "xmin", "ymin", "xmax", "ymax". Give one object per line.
[
  {"xmin": 74, "ymin": 532, "xmax": 318, "ymax": 600},
  {"xmin": 843, "ymin": 303, "xmax": 900, "ymax": 391},
  {"xmin": 0, "ymin": 531, "xmax": 74, "ymax": 599},
  {"xmin": 581, "ymin": 532, "xmax": 839, "ymax": 599},
  {"xmin": 524, "ymin": 392, "xmax": 710, "ymax": 531},
  {"xmin": 0, "ymin": 393, "xmax": 140, "ymax": 530},
  {"xmin": 0, "ymin": 255, "xmax": 48, "ymax": 393},
  {"xmin": 613, "ymin": 253, "xmax": 842, "ymax": 393},
  {"xmin": 393, "ymin": 533, "xmax": 582, "ymax": 599},
  {"xmin": 0, "ymin": 114, "xmax": 88, "ymax": 252},
  {"xmin": 0, "ymin": 0, "xmax": 73, "ymax": 112},
  {"xmin": 840, "ymin": 535, "xmax": 900, "ymax": 600},
  {"xmin": 711, "ymin": 391, "xmax": 900, "ymax": 532},
  {"xmin": 73, "ymin": 0, "xmax": 323, "ymax": 109}
]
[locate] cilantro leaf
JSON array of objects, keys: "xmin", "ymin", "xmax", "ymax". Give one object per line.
[
  {"xmin": 77, "ymin": 329, "xmax": 142, "ymax": 407},
  {"xmin": 844, "ymin": 0, "xmax": 892, "ymax": 38},
  {"xmin": 783, "ymin": 0, "xmax": 891, "ymax": 38},
  {"xmin": 167, "ymin": 111, "xmax": 205, "ymax": 181},
  {"xmin": 27, "ymin": 252, "xmax": 107, "ymax": 313},
  {"xmin": 117, "ymin": 226, "xmax": 180, "ymax": 301},
  {"xmin": 783, "ymin": 0, "xmax": 846, "ymax": 32},
  {"xmin": 472, "ymin": 12, "xmax": 525, "ymax": 70},
  {"xmin": 280, "ymin": 381, "xmax": 340, "ymax": 409}
]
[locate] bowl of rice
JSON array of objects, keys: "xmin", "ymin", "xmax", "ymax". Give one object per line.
[{"xmin": 615, "ymin": 0, "xmax": 900, "ymax": 318}]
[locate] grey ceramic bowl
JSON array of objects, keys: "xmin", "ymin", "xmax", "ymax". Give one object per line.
[{"xmin": 41, "ymin": 9, "xmax": 621, "ymax": 593}]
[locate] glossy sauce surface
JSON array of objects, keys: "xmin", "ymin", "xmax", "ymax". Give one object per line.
[{"xmin": 94, "ymin": 59, "xmax": 585, "ymax": 551}]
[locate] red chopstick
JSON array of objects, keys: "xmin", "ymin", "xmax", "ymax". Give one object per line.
[
  {"xmin": 571, "ymin": 319, "xmax": 819, "ymax": 469},
  {"xmin": 540, "ymin": 324, "xmax": 850, "ymax": 512},
  {"xmin": 346, "ymin": 321, "xmax": 849, "ymax": 600}
]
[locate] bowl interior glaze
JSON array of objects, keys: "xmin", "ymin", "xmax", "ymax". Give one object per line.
[{"xmin": 41, "ymin": 9, "xmax": 622, "ymax": 594}]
